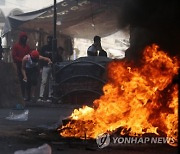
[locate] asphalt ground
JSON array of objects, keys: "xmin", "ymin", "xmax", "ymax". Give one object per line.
[{"xmin": 0, "ymin": 102, "xmax": 178, "ymax": 154}]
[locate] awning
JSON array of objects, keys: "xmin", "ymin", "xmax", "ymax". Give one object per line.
[
  {"xmin": 1, "ymin": 5, "xmax": 53, "ymax": 35},
  {"xmin": 2, "ymin": 0, "xmax": 122, "ymax": 38}
]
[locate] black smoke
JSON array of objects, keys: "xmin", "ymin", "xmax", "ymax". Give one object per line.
[{"xmin": 106, "ymin": 0, "xmax": 180, "ymax": 61}]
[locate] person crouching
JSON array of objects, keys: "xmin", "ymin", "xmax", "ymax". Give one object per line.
[{"xmin": 21, "ymin": 50, "xmax": 52, "ymax": 101}]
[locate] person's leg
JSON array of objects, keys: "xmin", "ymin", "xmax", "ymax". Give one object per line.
[
  {"xmin": 46, "ymin": 68, "xmax": 53, "ymax": 103},
  {"xmin": 31, "ymin": 86, "xmax": 36, "ymax": 98},
  {"xmin": 16, "ymin": 63, "xmax": 26, "ymax": 98},
  {"xmin": 25, "ymin": 69, "xmax": 31, "ymax": 101},
  {"xmin": 39, "ymin": 66, "xmax": 49, "ymax": 98},
  {"xmin": 31, "ymin": 68, "xmax": 39, "ymax": 101},
  {"xmin": 48, "ymin": 68, "xmax": 53, "ymax": 98},
  {"xmin": 31, "ymin": 76, "xmax": 36, "ymax": 98}
]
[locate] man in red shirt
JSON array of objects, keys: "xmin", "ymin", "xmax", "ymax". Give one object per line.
[{"xmin": 12, "ymin": 32, "xmax": 30, "ymax": 99}]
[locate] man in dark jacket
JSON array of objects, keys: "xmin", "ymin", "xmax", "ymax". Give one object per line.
[
  {"xmin": 12, "ymin": 32, "xmax": 30, "ymax": 98},
  {"xmin": 38, "ymin": 35, "xmax": 53, "ymax": 103}
]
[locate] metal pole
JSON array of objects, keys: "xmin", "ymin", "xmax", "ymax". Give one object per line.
[
  {"xmin": 52, "ymin": 0, "xmax": 57, "ymax": 103},
  {"xmin": 53, "ymin": 0, "xmax": 57, "ymax": 63}
]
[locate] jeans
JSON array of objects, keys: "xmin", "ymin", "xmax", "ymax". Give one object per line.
[{"xmin": 39, "ymin": 66, "xmax": 53, "ymax": 98}]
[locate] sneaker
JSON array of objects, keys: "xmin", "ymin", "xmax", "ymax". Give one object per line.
[
  {"xmin": 37, "ymin": 97, "xmax": 44, "ymax": 103},
  {"xmin": 24, "ymin": 97, "xmax": 31, "ymax": 102},
  {"xmin": 46, "ymin": 99, "xmax": 52, "ymax": 103}
]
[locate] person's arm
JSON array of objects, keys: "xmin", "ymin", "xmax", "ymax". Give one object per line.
[
  {"xmin": 21, "ymin": 56, "xmax": 28, "ymax": 82},
  {"xmin": 97, "ymin": 43, "xmax": 103, "ymax": 51},
  {"xmin": 39, "ymin": 55, "xmax": 52, "ymax": 64}
]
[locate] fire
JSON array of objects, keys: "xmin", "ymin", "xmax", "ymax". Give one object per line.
[{"xmin": 59, "ymin": 44, "xmax": 179, "ymax": 146}]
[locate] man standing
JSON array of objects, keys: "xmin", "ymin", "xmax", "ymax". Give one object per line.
[
  {"xmin": 12, "ymin": 32, "xmax": 30, "ymax": 99},
  {"xmin": 87, "ymin": 35, "xmax": 105, "ymax": 56},
  {"xmin": 38, "ymin": 35, "xmax": 53, "ymax": 103}
]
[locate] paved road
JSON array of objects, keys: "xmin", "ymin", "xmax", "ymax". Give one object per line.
[
  {"xmin": 0, "ymin": 103, "xmax": 178, "ymax": 154},
  {"xmin": 0, "ymin": 103, "xmax": 77, "ymax": 153}
]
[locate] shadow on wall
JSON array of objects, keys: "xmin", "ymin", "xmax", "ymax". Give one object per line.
[{"xmin": 0, "ymin": 61, "xmax": 24, "ymax": 108}]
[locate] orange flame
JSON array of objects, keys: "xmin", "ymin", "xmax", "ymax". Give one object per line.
[{"xmin": 59, "ymin": 44, "xmax": 179, "ymax": 146}]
